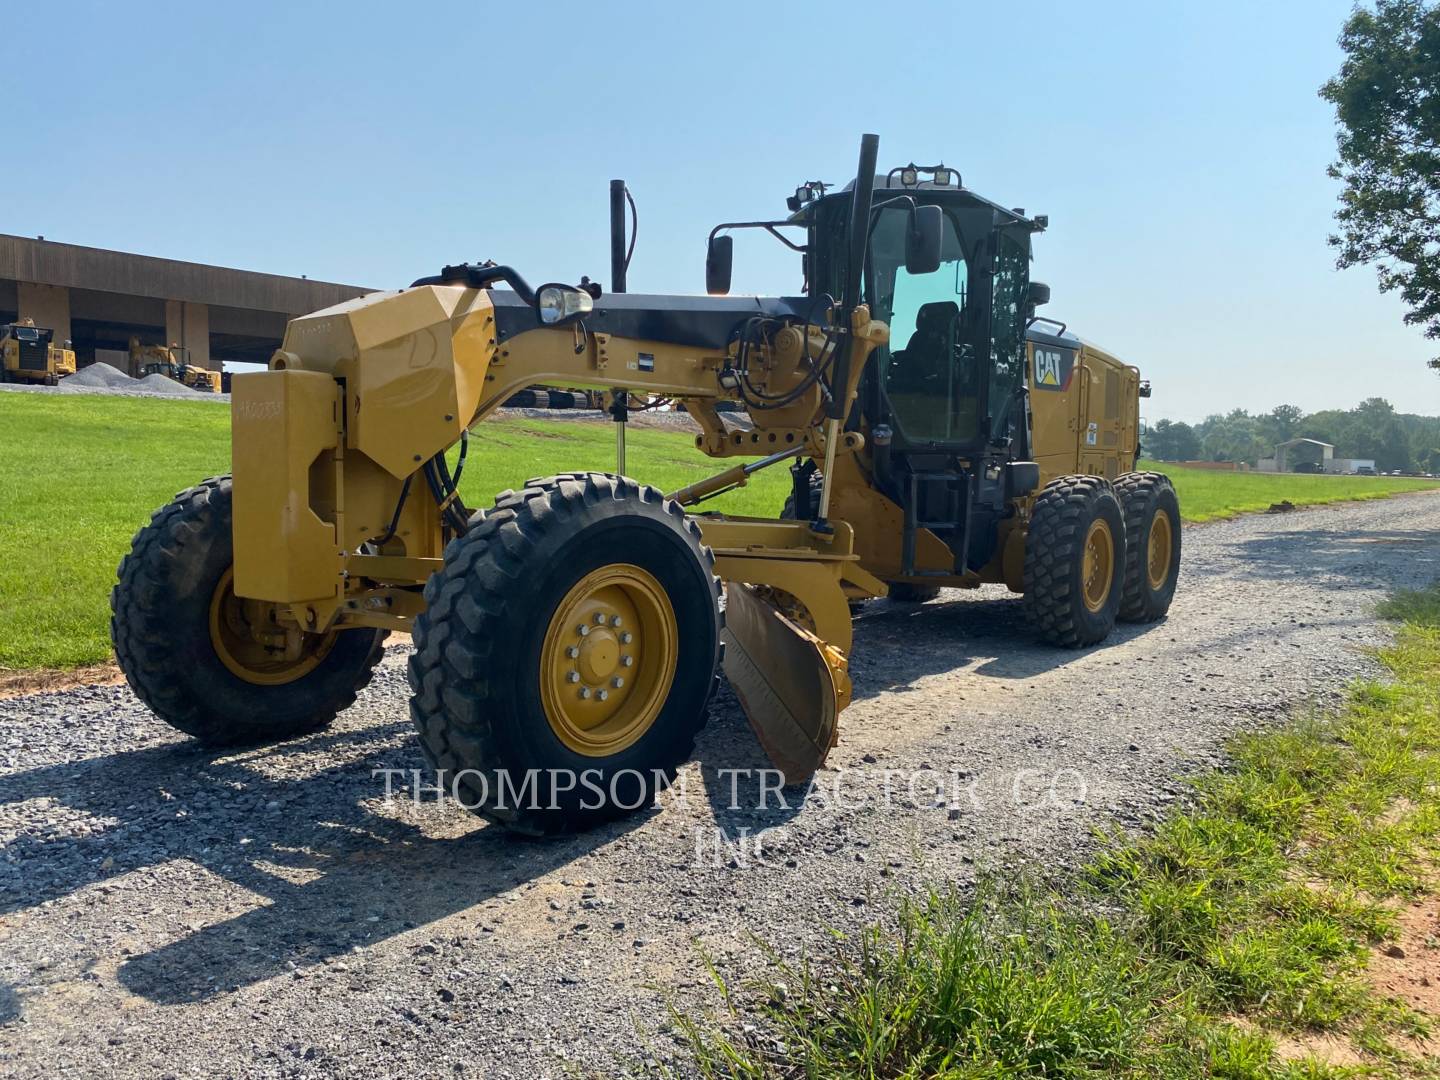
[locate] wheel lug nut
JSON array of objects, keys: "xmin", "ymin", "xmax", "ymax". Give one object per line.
[
  {"xmin": 612, "ymin": 677, "xmax": 624, "ymax": 688},
  {"xmin": 579, "ymin": 687, "xmax": 591, "ymax": 700},
  {"xmin": 594, "ymin": 612, "xmax": 606, "ymax": 624},
  {"xmin": 610, "ymin": 615, "xmax": 622, "ymax": 627},
  {"xmin": 566, "ymin": 646, "xmax": 579, "ymax": 658},
  {"xmin": 578, "ymin": 624, "xmax": 590, "ymax": 636},
  {"xmin": 620, "ymin": 632, "xmax": 633, "ymax": 644},
  {"xmin": 621, "ymin": 655, "xmax": 633, "ymax": 667},
  {"xmin": 566, "ymin": 671, "xmax": 580, "ymax": 683},
  {"xmin": 597, "ymin": 689, "xmax": 608, "ymax": 701}
]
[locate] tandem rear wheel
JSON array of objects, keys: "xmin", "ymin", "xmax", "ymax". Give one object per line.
[
  {"xmin": 110, "ymin": 476, "xmax": 388, "ymax": 745},
  {"xmin": 1114, "ymin": 471, "xmax": 1182, "ymax": 622},
  {"xmin": 1022, "ymin": 472, "xmax": 1182, "ymax": 646},
  {"xmin": 408, "ymin": 473, "xmax": 723, "ymax": 836},
  {"xmin": 1022, "ymin": 475, "xmax": 1127, "ymax": 647}
]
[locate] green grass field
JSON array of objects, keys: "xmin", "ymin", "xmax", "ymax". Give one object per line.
[
  {"xmin": 0, "ymin": 392, "xmax": 1436, "ymax": 671},
  {"xmin": 1144, "ymin": 462, "xmax": 1440, "ymax": 523}
]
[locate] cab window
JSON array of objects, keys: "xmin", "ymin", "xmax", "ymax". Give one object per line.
[
  {"xmin": 988, "ymin": 232, "xmax": 1028, "ymax": 441},
  {"xmin": 866, "ymin": 207, "xmax": 978, "ymax": 444}
]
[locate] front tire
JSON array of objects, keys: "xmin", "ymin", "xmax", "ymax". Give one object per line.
[
  {"xmin": 110, "ymin": 477, "xmax": 388, "ymax": 745},
  {"xmin": 1114, "ymin": 472, "xmax": 1181, "ymax": 622},
  {"xmin": 1022, "ymin": 476, "xmax": 1126, "ymax": 647},
  {"xmin": 408, "ymin": 473, "xmax": 722, "ymax": 836}
]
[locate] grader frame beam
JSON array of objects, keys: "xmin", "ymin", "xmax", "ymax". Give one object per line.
[{"xmin": 231, "ymin": 284, "xmax": 889, "ymax": 611}]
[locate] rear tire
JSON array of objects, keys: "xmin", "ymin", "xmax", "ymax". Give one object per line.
[
  {"xmin": 110, "ymin": 477, "xmax": 388, "ymax": 745},
  {"xmin": 1114, "ymin": 472, "xmax": 1181, "ymax": 622},
  {"xmin": 408, "ymin": 473, "xmax": 722, "ymax": 836},
  {"xmin": 1022, "ymin": 475, "xmax": 1126, "ymax": 647}
]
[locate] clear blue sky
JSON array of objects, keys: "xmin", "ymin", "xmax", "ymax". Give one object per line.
[{"xmin": 6, "ymin": 0, "xmax": 1437, "ymax": 422}]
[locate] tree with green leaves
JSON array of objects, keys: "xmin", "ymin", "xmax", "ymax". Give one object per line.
[
  {"xmin": 1145, "ymin": 418, "xmax": 1201, "ymax": 461},
  {"xmin": 1321, "ymin": 0, "xmax": 1440, "ymax": 373}
]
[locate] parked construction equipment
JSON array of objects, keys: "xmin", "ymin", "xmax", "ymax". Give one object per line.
[
  {"xmin": 111, "ymin": 135, "xmax": 1180, "ymax": 834},
  {"xmin": 1, "ymin": 320, "xmax": 75, "ymax": 385},
  {"xmin": 127, "ymin": 338, "xmax": 222, "ymax": 392}
]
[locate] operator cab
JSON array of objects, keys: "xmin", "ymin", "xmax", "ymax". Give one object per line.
[
  {"xmin": 799, "ymin": 172, "xmax": 1049, "ymax": 577},
  {"xmin": 802, "ymin": 173, "xmax": 1043, "ymax": 459},
  {"xmin": 701, "ymin": 161, "xmax": 1051, "ymax": 580}
]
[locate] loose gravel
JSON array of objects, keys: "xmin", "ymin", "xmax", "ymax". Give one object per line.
[
  {"xmin": 1, "ymin": 494, "xmax": 1437, "ymax": 1077},
  {"xmin": 0, "ymin": 362, "xmax": 229, "ymax": 403}
]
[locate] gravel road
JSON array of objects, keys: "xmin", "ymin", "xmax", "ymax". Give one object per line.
[{"xmin": 2, "ymin": 494, "xmax": 1437, "ymax": 1077}]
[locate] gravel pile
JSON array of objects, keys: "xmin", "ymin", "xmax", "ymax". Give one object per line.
[
  {"xmin": 1, "ymin": 493, "xmax": 1437, "ymax": 1077},
  {"xmin": 0, "ymin": 362, "xmax": 229, "ymax": 403},
  {"xmin": 135, "ymin": 373, "xmax": 203, "ymax": 396},
  {"xmin": 65, "ymin": 362, "xmax": 137, "ymax": 389}
]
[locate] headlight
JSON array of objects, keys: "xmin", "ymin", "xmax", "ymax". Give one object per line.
[{"xmin": 537, "ymin": 285, "xmax": 595, "ymax": 326}]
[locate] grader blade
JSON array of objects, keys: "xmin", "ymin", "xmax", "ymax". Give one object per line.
[{"xmin": 721, "ymin": 584, "xmax": 850, "ymax": 784}]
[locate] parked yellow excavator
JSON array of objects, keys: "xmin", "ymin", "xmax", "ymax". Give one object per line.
[{"xmin": 111, "ymin": 136, "xmax": 1179, "ymax": 834}]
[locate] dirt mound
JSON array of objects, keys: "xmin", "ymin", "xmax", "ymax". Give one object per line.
[{"xmin": 67, "ymin": 362, "xmax": 137, "ymax": 389}]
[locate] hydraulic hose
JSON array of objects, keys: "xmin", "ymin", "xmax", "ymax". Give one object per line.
[{"xmin": 423, "ymin": 452, "xmax": 472, "ymax": 537}]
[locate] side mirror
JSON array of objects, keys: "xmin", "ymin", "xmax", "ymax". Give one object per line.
[
  {"xmin": 706, "ymin": 234, "xmax": 733, "ymax": 296},
  {"xmin": 536, "ymin": 283, "xmax": 594, "ymax": 326},
  {"xmin": 905, "ymin": 205, "xmax": 944, "ymax": 275},
  {"xmin": 1026, "ymin": 281, "xmax": 1051, "ymax": 310}
]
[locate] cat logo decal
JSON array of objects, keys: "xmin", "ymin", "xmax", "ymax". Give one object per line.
[{"xmin": 1034, "ymin": 347, "xmax": 1065, "ymax": 389}]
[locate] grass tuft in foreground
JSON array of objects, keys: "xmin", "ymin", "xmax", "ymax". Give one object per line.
[{"xmin": 674, "ymin": 585, "xmax": 1440, "ymax": 1078}]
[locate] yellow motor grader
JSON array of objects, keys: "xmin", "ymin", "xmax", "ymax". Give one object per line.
[{"xmin": 111, "ymin": 136, "xmax": 1180, "ymax": 835}]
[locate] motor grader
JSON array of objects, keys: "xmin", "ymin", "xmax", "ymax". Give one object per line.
[
  {"xmin": 1, "ymin": 319, "xmax": 76, "ymax": 385},
  {"xmin": 111, "ymin": 135, "xmax": 1180, "ymax": 835}
]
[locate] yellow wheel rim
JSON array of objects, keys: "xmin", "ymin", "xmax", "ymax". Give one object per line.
[
  {"xmin": 539, "ymin": 564, "xmax": 678, "ymax": 757},
  {"xmin": 208, "ymin": 567, "xmax": 338, "ymax": 686},
  {"xmin": 1146, "ymin": 511, "xmax": 1173, "ymax": 591},
  {"xmin": 1081, "ymin": 518, "xmax": 1115, "ymax": 614}
]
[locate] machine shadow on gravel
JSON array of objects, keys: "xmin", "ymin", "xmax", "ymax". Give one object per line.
[
  {"xmin": 694, "ymin": 589, "xmax": 1158, "ymax": 825},
  {"xmin": 849, "ymin": 589, "xmax": 1161, "ymax": 685},
  {"xmin": 0, "ymin": 709, "xmax": 652, "ymax": 1006},
  {"xmin": 0, "ymin": 982, "xmax": 20, "ymax": 1026},
  {"xmin": 4, "ymin": 590, "xmax": 1152, "ymax": 1007}
]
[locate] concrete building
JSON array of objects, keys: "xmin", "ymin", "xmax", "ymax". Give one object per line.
[{"xmin": 0, "ymin": 233, "xmax": 372, "ymax": 372}]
